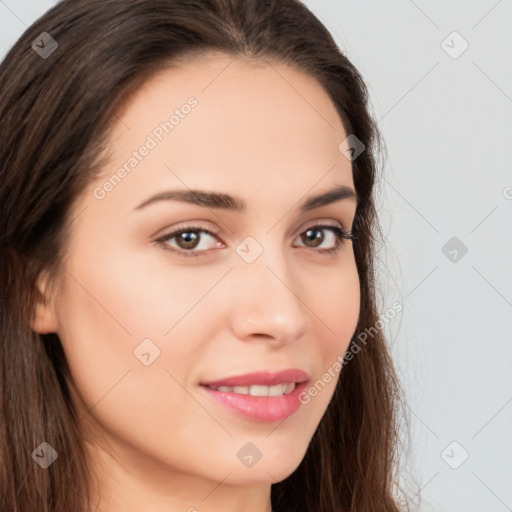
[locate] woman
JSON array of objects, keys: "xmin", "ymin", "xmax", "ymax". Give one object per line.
[{"xmin": 0, "ymin": 0, "xmax": 410, "ymax": 510}]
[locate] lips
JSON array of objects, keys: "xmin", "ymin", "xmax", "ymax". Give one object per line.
[
  {"xmin": 200, "ymin": 369, "xmax": 310, "ymax": 388},
  {"xmin": 199, "ymin": 369, "xmax": 311, "ymax": 422}
]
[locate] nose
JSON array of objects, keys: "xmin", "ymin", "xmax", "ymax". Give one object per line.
[{"xmin": 228, "ymin": 246, "xmax": 309, "ymax": 345}]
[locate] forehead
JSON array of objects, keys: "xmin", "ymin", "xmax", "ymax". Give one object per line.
[
  {"xmin": 88, "ymin": 53, "xmax": 353, "ymax": 214},
  {"xmin": 114, "ymin": 52, "xmax": 346, "ymax": 131}
]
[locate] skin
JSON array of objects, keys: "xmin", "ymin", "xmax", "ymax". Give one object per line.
[{"xmin": 32, "ymin": 53, "xmax": 360, "ymax": 512}]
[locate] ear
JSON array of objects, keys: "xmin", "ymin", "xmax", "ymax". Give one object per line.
[{"xmin": 31, "ymin": 269, "xmax": 59, "ymax": 334}]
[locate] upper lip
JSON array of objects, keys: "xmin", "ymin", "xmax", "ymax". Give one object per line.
[{"xmin": 201, "ymin": 369, "xmax": 310, "ymax": 387}]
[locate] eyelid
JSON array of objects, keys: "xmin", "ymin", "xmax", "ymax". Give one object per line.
[
  {"xmin": 155, "ymin": 218, "xmax": 351, "ymax": 240},
  {"xmin": 300, "ymin": 219, "xmax": 348, "ymax": 234},
  {"xmin": 154, "ymin": 221, "xmax": 221, "ymax": 240}
]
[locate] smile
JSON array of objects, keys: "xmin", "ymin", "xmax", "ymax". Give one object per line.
[{"xmin": 203, "ymin": 382, "xmax": 296, "ymax": 396}]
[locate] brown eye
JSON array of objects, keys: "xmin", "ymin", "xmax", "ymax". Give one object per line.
[
  {"xmin": 174, "ymin": 230, "xmax": 201, "ymax": 250},
  {"xmin": 293, "ymin": 224, "xmax": 354, "ymax": 255},
  {"xmin": 156, "ymin": 226, "xmax": 223, "ymax": 258},
  {"xmin": 301, "ymin": 228, "xmax": 325, "ymax": 248}
]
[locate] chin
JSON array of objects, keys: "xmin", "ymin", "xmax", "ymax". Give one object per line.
[{"xmin": 221, "ymin": 454, "xmax": 305, "ymax": 486}]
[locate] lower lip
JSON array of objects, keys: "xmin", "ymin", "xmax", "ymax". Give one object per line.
[{"xmin": 199, "ymin": 381, "xmax": 308, "ymax": 423}]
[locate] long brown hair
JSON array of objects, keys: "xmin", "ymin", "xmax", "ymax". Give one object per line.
[{"xmin": 0, "ymin": 0, "xmax": 412, "ymax": 510}]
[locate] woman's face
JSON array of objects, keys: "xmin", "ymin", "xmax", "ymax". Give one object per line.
[{"xmin": 34, "ymin": 53, "xmax": 360, "ymax": 506}]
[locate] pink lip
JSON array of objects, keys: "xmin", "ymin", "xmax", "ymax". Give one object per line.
[
  {"xmin": 199, "ymin": 369, "xmax": 310, "ymax": 423},
  {"xmin": 199, "ymin": 381, "xmax": 309, "ymax": 423},
  {"xmin": 200, "ymin": 369, "xmax": 309, "ymax": 387}
]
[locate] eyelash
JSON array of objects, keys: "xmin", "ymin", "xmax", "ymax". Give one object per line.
[{"xmin": 155, "ymin": 222, "xmax": 355, "ymax": 258}]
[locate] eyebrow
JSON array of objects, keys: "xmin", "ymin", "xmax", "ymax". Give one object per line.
[{"xmin": 134, "ymin": 184, "xmax": 357, "ymax": 213}]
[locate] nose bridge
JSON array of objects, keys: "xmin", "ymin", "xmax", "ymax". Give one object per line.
[{"xmin": 229, "ymin": 239, "xmax": 308, "ymax": 341}]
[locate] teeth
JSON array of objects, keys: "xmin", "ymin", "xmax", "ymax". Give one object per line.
[{"xmin": 209, "ymin": 382, "xmax": 296, "ymax": 396}]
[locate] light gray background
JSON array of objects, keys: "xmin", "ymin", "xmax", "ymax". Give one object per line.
[{"xmin": 1, "ymin": 1, "xmax": 511, "ymax": 511}]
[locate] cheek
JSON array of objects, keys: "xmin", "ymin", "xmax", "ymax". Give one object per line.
[
  {"xmin": 53, "ymin": 245, "xmax": 225, "ymax": 412},
  {"xmin": 54, "ymin": 255, "xmax": 223, "ymax": 471},
  {"xmin": 311, "ymin": 256, "xmax": 360, "ymax": 356},
  {"xmin": 53, "ymin": 249, "xmax": 187, "ymax": 411},
  {"xmin": 59, "ymin": 243, "xmax": 219, "ymax": 341},
  {"xmin": 291, "ymin": 256, "xmax": 360, "ymax": 410}
]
